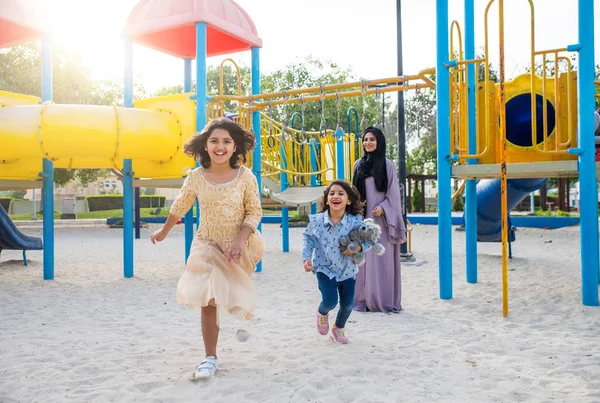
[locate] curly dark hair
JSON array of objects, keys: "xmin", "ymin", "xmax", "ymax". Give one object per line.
[
  {"xmin": 183, "ymin": 118, "xmax": 256, "ymax": 168},
  {"xmin": 320, "ymin": 180, "xmax": 365, "ymax": 216}
]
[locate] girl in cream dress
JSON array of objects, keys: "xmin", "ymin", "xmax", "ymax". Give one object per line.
[{"xmin": 151, "ymin": 118, "xmax": 265, "ymax": 379}]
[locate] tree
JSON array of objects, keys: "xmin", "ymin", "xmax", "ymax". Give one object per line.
[
  {"xmin": 405, "ymin": 50, "xmax": 499, "ymax": 175},
  {"xmin": 8, "ymin": 190, "xmax": 26, "ymax": 199},
  {"xmin": 153, "ymin": 57, "xmax": 388, "ymax": 139}
]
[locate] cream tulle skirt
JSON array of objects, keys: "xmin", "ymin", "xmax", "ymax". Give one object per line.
[{"xmin": 176, "ymin": 231, "xmax": 265, "ymax": 320}]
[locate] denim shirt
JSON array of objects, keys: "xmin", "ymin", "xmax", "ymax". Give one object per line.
[{"xmin": 301, "ymin": 212, "xmax": 371, "ymax": 282}]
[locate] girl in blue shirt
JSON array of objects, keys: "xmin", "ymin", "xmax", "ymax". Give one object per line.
[{"xmin": 302, "ymin": 180, "xmax": 370, "ymax": 344}]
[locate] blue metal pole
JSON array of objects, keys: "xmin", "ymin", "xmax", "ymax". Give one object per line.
[
  {"xmin": 134, "ymin": 187, "xmax": 141, "ymax": 239},
  {"xmin": 310, "ymin": 138, "xmax": 318, "ymax": 214},
  {"xmin": 576, "ymin": 0, "xmax": 599, "ymax": 305},
  {"xmin": 123, "ymin": 159, "xmax": 134, "ymax": 278},
  {"xmin": 41, "ymin": 35, "xmax": 54, "ymax": 280},
  {"xmin": 465, "ymin": 0, "xmax": 478, "ymax": 284},
  {"xmin": 251, "ymin": 46, "xmax": 263, "ymax": 272},
  {"xmin": 280, "ymin": 141, "xmax": 289, "ymax": 252},
  {"xmin": 42, "ymin": 159, "xmax": 54, "ymax": 280},
  {"xmin": 335, "ymin": 128, "xmax": 345, "ymax": 180},
  {"xmin": 123, "ymin": 39, "xmax": 134, "ymax": 278},
  {"xmin": 183, "ymin": 57, "xmax": 198, "ymax": 240},
  {"xmin": 436, "ymin": 0, "xmax": 453, "ymax": 299},
  {"xmin": 186, "ymin": 23, "xmax": 208, "ymax": 262}
]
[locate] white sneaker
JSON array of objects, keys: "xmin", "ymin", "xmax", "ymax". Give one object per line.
[{"xmin": 192, "ymin": 356, "xmax": 219, "ymax": 379}]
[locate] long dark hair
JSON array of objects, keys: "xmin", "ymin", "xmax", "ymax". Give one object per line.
[
  {"xmin": 352, "ymin": 126, "xmax": 388, "ymax": 202},
  {"xmin": 320, "ymin": 180, "xmax": 365, "ymax": 216},
  {"xmin": 183, "ymin": 118, "xmax": 255, "ymax": 168}
]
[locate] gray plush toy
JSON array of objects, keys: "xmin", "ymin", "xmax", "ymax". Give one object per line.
[{"xmin": 339, "ymin": 218, "xmax": 386, "ymax": 266}]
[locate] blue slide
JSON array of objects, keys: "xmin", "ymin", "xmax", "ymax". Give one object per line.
[
  {"xmin": 469, "ymin": 92, "xmax": 552, "ymax": 242},
  {"xmin": 473, "ymin": 178, "xmax": 546, "ymax": 242},
  {"xmin": 0, "ymin": 203, "xmax": 43, "ymax": 263}
]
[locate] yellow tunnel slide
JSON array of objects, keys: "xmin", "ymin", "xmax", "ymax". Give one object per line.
[{"xmin": 0, "ymin": 91, "xmax": 197, "ymax": 181}]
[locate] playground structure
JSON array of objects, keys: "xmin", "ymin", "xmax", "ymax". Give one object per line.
[
  {"xmin": 438, "ymin": 0, "xmax": 599, "ymax": 314},
  {"xmin": 0, "ymin": 0, "xmax": 598, "ymax": 315}
]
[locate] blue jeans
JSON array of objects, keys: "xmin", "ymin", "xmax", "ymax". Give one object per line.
[{"xmin": 316, "ymin": 272, "xmax": 356, "ymax": 329}]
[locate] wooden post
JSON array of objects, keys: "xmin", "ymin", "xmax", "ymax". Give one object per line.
[
  {"xmin": 407, "ymin": 177, "xmax": 412, "ymax": 213},
  {"xmin": 540, "ymin": 183, "xmax": 547, "ymax": 211},
  {"xmin": 421, "ymin": 178, "xmax": 426, "ymax": 212}
]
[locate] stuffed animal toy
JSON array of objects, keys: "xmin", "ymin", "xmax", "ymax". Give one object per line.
[{"xmin": 339, "ymin": 218, "xmax": 385, "ymax": 266}]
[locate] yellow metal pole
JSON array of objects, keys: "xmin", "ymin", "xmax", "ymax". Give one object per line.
[{"xmin": 498, "ymin": 0, "xmax": 509, "ymax": 317}]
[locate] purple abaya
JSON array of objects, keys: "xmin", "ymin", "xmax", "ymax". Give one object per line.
[{"xmin": 353, "ymin": 159, "xmax": 407, "ymax": 313}]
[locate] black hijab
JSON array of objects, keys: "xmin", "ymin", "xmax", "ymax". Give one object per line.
[{"xmin": 352, "ymin": 127, "xmax": 388, "ymax": 203}]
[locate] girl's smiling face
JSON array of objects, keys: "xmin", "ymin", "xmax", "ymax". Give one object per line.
[
  {"xmin": 205, "ymin": 128, "xmax": 236, "ymax": 166},
  {"xmin": 326, "ymin": 184, "xmax": 350, "ymax": 213}
]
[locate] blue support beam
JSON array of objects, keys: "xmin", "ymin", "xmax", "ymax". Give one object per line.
[
  {"xmin": 464, "ymin": 0, "xmax": 478, "ymax": 284},
  {"xmin": 310, "ymin": 138, "xmax": 318, "ymax": 215},
  {"xmin": 335, "ymin": 128, "xmax": 345, "ymax": 180},
  {"xmin": 436, "ymin": 0, "xmax": 453, "ymax": 300},
  {"xmin": 251, "ymin": 46, "xmax": 263, "ymax": 272},
  {"xmin": 123, "ymin": 39, "xmax": 134, "ymax": 278},
  {"xmin": 41, "ymin": 35, "xmax": 54, "ymax": 280},
  {"xmin": 123, "ymin": 159, "xmax": 134, "ymax": 278},
  {"xmin": 186, "ymin": 23, "xmax": 208, "ymax": 262},
  {"xmin": 280, "ymin": 141, "xmax": 289, "ymax": 252},
  {"xmin": 576, "ymin": 0, "xmax": 599, "ymax": 305}
]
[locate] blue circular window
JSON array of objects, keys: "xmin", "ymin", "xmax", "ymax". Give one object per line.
[{"xmin": 505, "ymin": 94, "xmax": 556, "ymax": 147}]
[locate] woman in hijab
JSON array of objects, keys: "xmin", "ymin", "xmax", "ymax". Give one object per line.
[{"xmin": 352, "ymin": 126, "xmax": 406, "ymax": 313}]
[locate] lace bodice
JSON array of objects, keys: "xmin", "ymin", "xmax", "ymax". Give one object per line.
[{"xmin": 170, "ymin": 166, "xmax": 262, "ymax": 249}]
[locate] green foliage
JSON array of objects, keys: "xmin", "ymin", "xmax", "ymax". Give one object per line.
[
  {"xmin": 8, "ymin": 190, "xmax": 27, "ymax": 200},
  {"xmin": 53, "ymin": 168, "xmax": 111, "ymax": 187},
  {"xmin": 152, "ymin": 57, "xmax": 389, "ymax": 136},
  {"xmin": 406, "ymin": 49, "xmax": 499, "ymax": 175},
  {"xmin": 407, "ymin": 136, "xmax": 437, "ymax": 175},
  {"xmin": 0, "ymin": 43, "xmax": 127, "ymax": 186},
  {"xmin": 86, "ymin": 195, "xmax": 166, "ymax": 212},
  {"xmin": 0, "ymin": 42, "xmax": 124, "ymax": 105},
  {"xmin": 452, "ymin": 196, "xmax": 464, "ymax": 212},
  {"xmin": 412, "ymin": 185, "xmax": 423, "ymax": 212}
]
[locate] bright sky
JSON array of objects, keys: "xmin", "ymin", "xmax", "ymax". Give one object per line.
[{"xmin": 22, "ymin": 0, "xmax": 600, "ymax": 95}]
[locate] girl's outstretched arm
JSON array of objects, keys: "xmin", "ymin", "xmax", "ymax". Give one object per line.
[
  {"xmin": 151, "ymin": 170, "xmax": 198, "ymax": 243},
  {"xmin": 150, "ymin": 214, "xmax": 179, "ymax": 243}
]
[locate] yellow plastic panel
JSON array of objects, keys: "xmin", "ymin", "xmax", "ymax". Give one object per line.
[{"xmin": 0, "ymin": 90, "xmax": 40, "ymax": 107}]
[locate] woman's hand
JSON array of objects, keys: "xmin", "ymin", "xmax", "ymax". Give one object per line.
[
  {"xmin": 150, "ymin": 228, "xmax": 168, "ymax": 244},
  {"xmin": 372, "ymin": 206, "xmax": 383, "ymax": 217},
  {"xmin": 225, "ymin": 238, "xmax": 245, "ymax": 263},
  {"xmin": 303, "ymin": 260, "xmax": 314, "ymax": 272}
]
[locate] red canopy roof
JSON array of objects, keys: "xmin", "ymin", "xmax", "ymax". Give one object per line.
[
  {"xmin": 0, "ymin": 0, "xmax": 45, "ymax": 48},
  {"xmin": 124, "ymin": 0, "xmax": 262, "ymax": 59}
]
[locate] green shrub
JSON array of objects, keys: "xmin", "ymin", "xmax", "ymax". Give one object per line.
[
  {"xmin": 452, "ymin": 196, "xmax": 464, "ymax": 212},
  {"xmin": 86, "ymin": 195, "xmax": 166, "ymax": 211},
  {"xmin": 412, "ymin": 186, "xmax": 423, "ymax": 212}
]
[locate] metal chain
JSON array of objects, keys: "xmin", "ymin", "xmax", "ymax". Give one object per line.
[
  {"xmin": 319, "ymin": 85, "xmax": 327, "ymax": 138},
  {"xmin": 360, "ymin": 80, "xmax": 367, "ymax": 133},
  {"xmin": 375, "ymin": 87, "xmax": 381, "ymax": 128},
  {"xmin": 300, "ymin": 95, "xmax": 307, "ymax": 143},
  {"xmin": 281, "ymin": 91, "xmax": 290, "ymax": 141},
  {"xmin": 336, "ymin": 92, "xmax": 342, "ymax": 129}
]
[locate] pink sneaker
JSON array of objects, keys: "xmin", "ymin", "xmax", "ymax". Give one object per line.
[
  {"xmin": 331, "ymin": 325, "xmax": 348, "ymax": 344},
  {"xmin": 316, "ymin": 312, "xmax": 329, "ymax": 335}
]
